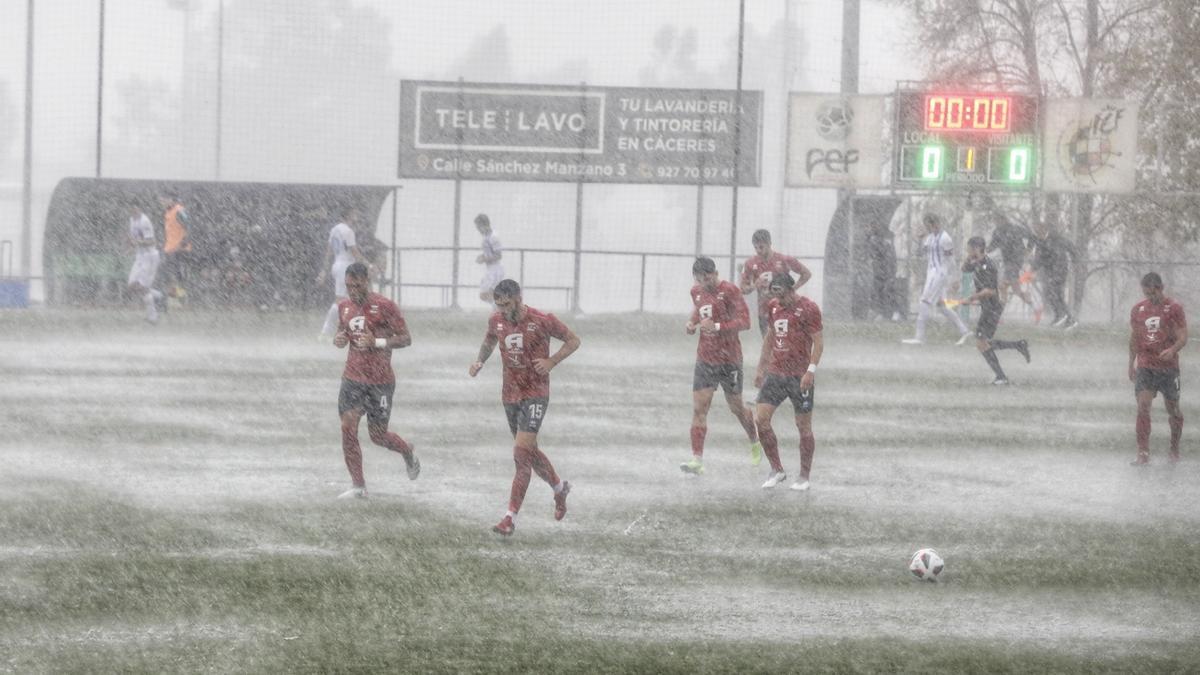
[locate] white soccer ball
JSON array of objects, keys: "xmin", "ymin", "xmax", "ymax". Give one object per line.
[{"xmin": 909, "ymin": 548, "xmax": 945, "ymax": 582}]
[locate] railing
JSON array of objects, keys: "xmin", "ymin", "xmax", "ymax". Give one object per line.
[{"xmin": 393, "ymin": 246, "xmax": 825, "ymax": 312}]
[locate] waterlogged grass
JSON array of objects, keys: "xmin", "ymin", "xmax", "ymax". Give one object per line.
[{"xmin": 1, "ymin": 309, "xmax": 1198, "ymax": 672}]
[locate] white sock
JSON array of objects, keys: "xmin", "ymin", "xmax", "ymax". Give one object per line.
[
  {"xmin": 915, "ymin": 302, "xmax": 931, "ymax": 341},
  {"xmin": 143, "ymin": 291, "xmax": 158, "ymax": 321},
  {"xmin": 505, "ymin": 510, "xmax": 516, "ymax": 520},
  {"xmin": 320, "ymin": 302, "xmax": 339, "ymax": 335},
  {"xmin": 553, "ymin": 481, "xmax": 565, "ymax": 494}
]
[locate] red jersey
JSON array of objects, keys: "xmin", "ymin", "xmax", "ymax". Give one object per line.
[
  {"xmin": 741, "ymin": 252, "xmax": 809, "ymax": 317},
  {"xmin": 690, "ymin": 280, "xmax": 750, "ymax": 365},
  {"xmin": 1131, "ymin": 297, "xmax": 1187, "ymax": 370},
  {"xmin": 338, "ymin": 292, "xmax": 408, "ymax": 385},
  {"xmin": 764, "ymin": 295, "xmax": 823, "ymax": 376},
  {"xmin": 487, "ymin": 306, "xmax": 571, "ymax": 403}
]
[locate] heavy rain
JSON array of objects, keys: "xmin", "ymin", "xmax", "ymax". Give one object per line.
[{"xmin": 1, "ymin": 1, "xmax": 1198, "ymax": 672}]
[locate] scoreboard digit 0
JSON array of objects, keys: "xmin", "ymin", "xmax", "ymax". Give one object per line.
[{"xmin": 893, "ymin": 89, "xmax": 1038, "ymax": 189}]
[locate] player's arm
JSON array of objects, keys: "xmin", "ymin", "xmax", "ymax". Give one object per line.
[
  {"xmin": 739, "ymin": 262, "xmax": 754, "ymax": 295},
  {"xmin": 802, "ymin": 330, "xmax": 823, "ymax": 390},
  {"xmin": 686, "ymin": 302, "xmax": 700, "ymax": 334},
  {"xmin": 721, "ymin": 291, "xmax": 752, "ymax": 333},
  {"xmin": 788, "ymin": 257, "xmax": 813, "ymax": 287},
  {"xmin": 1128, "ymin": 314, "xmax": 1138, "ymax": 381},
  {"xmin": 755, "ymin": 328, "xmax": 772, "ymax": 387},
  {"xmin": 535, "ymin": 328, "xmax": 581, "ymax": 375},
  {"xmin": 378, "ymin": 310, "xmax": 412, "ymax": 350},
  {"xmin": 317, "ymin": 241, "xmax": 333, "ymax": 281},
  {"xmin": 1162, "ymin": 317, "xmax": 1188, "ymax": 360},
  {"xmin": 469, "ymin": 334, "xmax": 499, "ymax": 376}
]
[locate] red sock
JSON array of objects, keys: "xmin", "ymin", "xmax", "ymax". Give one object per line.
[
  {"xmin": 799, "ymin": 432, "xmax": 815, "ymax": 480},
  {"xmin": 1136, "ymin": 410, "xmax": 1151, "ymax": 457},
  {"xmin": 341, "ymin": 422, "xmax": 364, "ymax": 487},
  {"xmin": 508, "ymin": 445, "xmax": 533, "ymax": 514},
  {"xmin": 757, "ymin": 422, "xmax": 782, "ymax": 472},
  {"xmin": 370, "ymin": 428, "xmax": 413, "ymax": 460},
  {"xmin": 737, "ymin": 407, "xmax": 758, "ymax": 442},
  {"xmin": 1169, "ymin": 414, "xmax": 1183, "ymax": 454},
  {"xmin": 690, "ymin": 425, "xmax": 706, "ymax": 458},
  {"xmin": 527, "ymin": 446, "xmax": 560, "ymax": 487}
]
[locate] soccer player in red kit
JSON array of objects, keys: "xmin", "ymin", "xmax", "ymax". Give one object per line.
[
  {"xmin": 332, "ymin": 262, "xmax": 420, "ymax": 498},
  {"xmin": 1128, "ymin": 272, "xmax": 1188, "ymax": 465},
  {"xmin": 740, "ymin": 229, "xmax": 813, "ymax": 335},
  {"xmin": 681, "ymin": 257, "xmax": 762, "ymax": 474},
  {"xmin": 469, "ymin": 279, "xmax": 581, "ymax": 536},
  {"xmin": 754, "ymin": 273, "xmax": 823, "ymax": 491}
]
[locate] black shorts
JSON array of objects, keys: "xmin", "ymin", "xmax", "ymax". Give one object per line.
[
  {"xmin": 505, "ymin": 397, "xmax": 549, "ymax": 435},
  {"xmin": 693, "ymin": 361, "xmax": 744, "ymax": 395},
  {"xmin": 975, "ymin": 307, "xmax": 1001, "ymax": 340},
  {"xmin": 338, "ymin": 378, "xmax": 395, "ymax": 427},
  {"xmin": 1135, "ymin": 368, "xmax": 1181, "ymax": 402},
  {"xmin": 756, "ymin": 374, "xmax": 814, "ymax": 413}
]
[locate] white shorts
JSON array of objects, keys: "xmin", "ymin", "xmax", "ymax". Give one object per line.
[
  {"xmin": 480, "ymin": 265, "xmax": 504, "ymax": 294},
  {"xmin": 128, "ymin": 249, "xmax": 161, "ymax": 288},
  {"xmin": 332, "ymin": 260, "xmax": 352, "ymax": 298},
  {"xmin": 919, "ymin": 272, "xmax": 949, "ymax": 305}
]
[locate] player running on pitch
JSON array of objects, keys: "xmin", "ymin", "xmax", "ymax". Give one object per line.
[
  {"xmin": 740, "ymin": 229, "xmax": 812, "ymax": 336},
  {"xmin": 470, "ymin": 279, "xmax": 580, "ymax": 536},
  {"xmin": 1129, "ymin": 272, "xmax": 1188, "ymax": 465},
  {"xmin": 903, "ymin": 213, "xmax": 971, "ymax": 346},
  {"xmin": 961, "ymin": 236, "xmax": 1031, "ymax": 385},
  {"xmin": 754, "ymin": 273, "xmax": 823, "ymax": 491},
  {"xmin": 681, "ymin": 257, "xmax": 762, "ymax": 475},
  {"xmin": 332, "ymin": 262, "xmax": 420, "ymax": 498}
]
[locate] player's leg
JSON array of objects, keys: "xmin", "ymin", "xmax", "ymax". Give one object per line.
[
  {"xmin": 1133, "ymin": 375, "xmax": 1156, "ymax": 465},
  {"xmin": 722, "ymin": 384, "xmax": 761, "ymax": 466},
  {"xmin": 1164, "ymin": 373, "xmax": 1183, "ymax": 462},
  {"xmin": 516, "ymin": 399, "xmax": 568, "ymax": 518},
  {"xmin": 755, "ymin": 377, "xmax": 787, "ymax": 487},
  {"xmin": 684, "ymin": 385, "xmax": 715, "ymax": 474},
  {"xmin": 365, "ymin": 384, "xmax": 419, "ymax": 481},
  {"xmin": 791, "ymin": 379, "xmax": 816, "ymax": 490},
  {"xmin": 937, "ymin": 298, "xmax": 970, "ymax": 338},
  {"xmin": 907, "ymin": 277, "xmax": 937, "ymax": 343},
  {"xmin": 339, "ymin": 412, "xmax": 368, "ymax": 500}
]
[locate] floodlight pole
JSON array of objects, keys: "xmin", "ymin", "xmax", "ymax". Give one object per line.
[
  {"xmin": 21, "ymin": 0, "xmax": 34, "ymax": 279},
  {"xmin": 728, "ymin": 0, "xmax": 746, "ymax": 282},
  {"xmin": 96, "ymin": 0, "xmax": 104, "ymax": 177}
]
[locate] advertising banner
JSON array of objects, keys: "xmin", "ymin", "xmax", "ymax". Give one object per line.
[
  {"xmin": 1043, "ymin": 98, "xmax": 1138, "ymax": 193},
  {"xmin": 786, "ymin": 94, "xmax": 885, "ymax": 188},
  {"xmin": 399, "ymin": 80, "xmax": 762, "ymax": 186}
]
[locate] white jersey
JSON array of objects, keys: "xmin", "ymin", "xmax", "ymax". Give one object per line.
[
  {"xmin": 328, "ymin": 222, "xmax": 358, "ymax": 267},
  {"xmin": 481, "ymin": 231, "xmax": 503, "ymax": 270},
  {"xmin": 129, "ymin": 213, "xmax": 156, "ymax": 247},
  {"xmin": 924, "ymin": 230, "xmax": 955, "ymax": 279}
]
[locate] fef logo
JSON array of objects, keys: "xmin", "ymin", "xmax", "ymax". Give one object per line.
[
  {"xmin": 349, "ymin": 316, "xmax": 367, "ymax": 331},
  {"xmin": 699, "ymin": 304, "xmax": 714, "ymax": 320},
  {"xmin": 504, "ymin": 333, "xmax": 525, "ymax": 351}
]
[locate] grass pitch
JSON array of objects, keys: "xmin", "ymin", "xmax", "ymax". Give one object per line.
[{"xmin": 1, "ymin": 308, "xmax": 1198, "ymax": 673}]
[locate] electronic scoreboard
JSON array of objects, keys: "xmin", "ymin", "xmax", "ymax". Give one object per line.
[{"xmin": 893, "ymin": 90, "xmax": 1038, "ymax": 189}]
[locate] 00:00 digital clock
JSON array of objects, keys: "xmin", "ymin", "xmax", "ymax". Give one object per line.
[{"xmin": 925, "ymin": 94, "xmax": 1010, "ymax": 132}]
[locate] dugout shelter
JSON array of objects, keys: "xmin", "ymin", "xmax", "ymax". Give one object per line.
[{"xmin": 44, "ymin": 178, "xmax": 396, "ymax": 309}]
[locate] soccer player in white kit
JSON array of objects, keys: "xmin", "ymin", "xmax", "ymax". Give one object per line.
[
  {"xmin": 317, "ymin": 208, "xmax": 369, "ymax": 339},
  {"xmin": 475, "ymin": 213, "xmax": 504, "ymax": 305},
  {"xmin": 902, "ymin": 213, "xmax": 971, "ymax": 345},
  {"xmin": 126, "ymin": 205, "xmax": 164, "ymax": 324}
]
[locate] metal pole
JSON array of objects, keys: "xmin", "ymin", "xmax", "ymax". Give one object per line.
[
  {"xmin": 390, "ymin": 186, "xmax": 398, "ymax": 305},
  {"xmin": 95, "ymin": 0, "xmax": 104, "ymax": 177},
  {"xmin": 215, "ymin": 0, "xmax": 223, "ymax": 179},
  {"xmin": 21, "ymin": 0, "xmax": 34, "ymax": 279},
  {"xmin": 639, "ymin": 254, "xmax": 647, "ymax": 312},
  {"xmin": 695, "ymin": 185, "xmax": 703, "ymax": 255},
  {"xmin": 451, "ymin": 178, "xmax": 461, "ymax": 309},
  {"xmin": 728, "ymin": 0, "xmax": 746, "ymax": 282},
  {"xmin": 573, "ymin": 181, "xmax": 583, "ymax": 313},
  {"xmin": 841, "ymin": 0, "xmax": 860, "ymax": 318}
]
